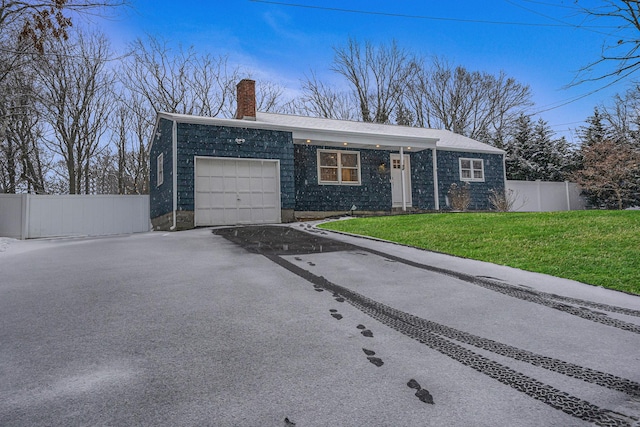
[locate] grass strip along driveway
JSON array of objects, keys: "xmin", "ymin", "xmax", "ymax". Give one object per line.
[{"xmin": 318, "ymin": 210, "xmax": 640, "ymax": 295}]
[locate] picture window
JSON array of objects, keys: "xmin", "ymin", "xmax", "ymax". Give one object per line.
[{"xmin": 318, "ymin": 150, "xmax": 361, "ymax": 185}]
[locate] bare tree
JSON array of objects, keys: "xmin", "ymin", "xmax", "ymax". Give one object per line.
[
  {"xmin": 36, "ymin": 30, "xmax": 114, "ymax": 194},
  {"xmin": 121, "ymin": 36, "xmax": 240, "ymax": 117},
  {"xmin": 1, "ymin": 0, "xmax": 126, "ymax": 53},
  {"xmin": 188, "ymin": 53, "xmax": 240, "ymax": 117},
  {"xmin": 106, "ymin": 89, "xmax": 152, "ymax": 194},
  {"xmin": 4, "ymin": 82, "xmax": 48, "ymax": 193},
  {"xmin": 407, "ymin": 57, "xmax": 532, "ymax": 146},
  {"xmin": 597, "ymin": 86, "xmax": 640, "ymax": 148},
  {"xmin": 0, "ymin": 40, "xmax": 49, "ymax": 193},
  {"xmin": 575, "ymin": 1, "xmax": 640, "ymax": 84},
  {"xmin": 330, "ymin": 38, "xmax": 418, "ymax": 123},
  {"xmin": 121, "ymin": 92, "xmax": 152, "ymax": 194},
  {"xmin": 294, "ymin": 71, "xmax": 356, "ymax": 120},
  {"xmin": 121, "ymin": 37, "xmax": 193, "ymax": 116},
  {"xmin": 255, "ymin": 79, "xmax": 286, "ymax": 113}
]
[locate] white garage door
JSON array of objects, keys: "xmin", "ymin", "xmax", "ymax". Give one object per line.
[{"xmin": 195, "ymin": 157, "xmax": 281, "ymax": 226}]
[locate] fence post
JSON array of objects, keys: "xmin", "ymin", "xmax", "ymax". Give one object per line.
[
  {"xmin": 536, "ymin": 180, "xmax": 542, "ymax": 212},
  {"xmin": 20, "ymin": 194, "xmax": 29, "ymax": 240},
  {"xmin": 565, "ymin": 181, "xmax": 571, "ymax": 211}
]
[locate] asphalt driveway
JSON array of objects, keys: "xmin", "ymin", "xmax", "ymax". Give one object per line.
[{"xmin": 1, "ymin": 225, "xmax": 639, "ymax": 426}]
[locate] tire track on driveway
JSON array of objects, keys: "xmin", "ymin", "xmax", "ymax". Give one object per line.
[
  {"xmin": 212, "ymin": 226, "xmax": 640, "ymax": 426},
  {"xmin": 266, "ymin": 253, "xmax": 639, "ymax": 427},
  {"xmin": 346, "ymin": 244, "xmax": 640, "ymax": 333}
]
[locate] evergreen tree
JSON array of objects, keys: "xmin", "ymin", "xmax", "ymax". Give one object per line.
[
  {"xmin": 505, "ymin": 114, "xmax": 533, "ymax": 180},
  {"xmin": 506, "ymin": 115, "xmax": 575, "ymax": 181},
  {"xmin": 578, "ymin": 107, "xmax": 610, "ymax": 148}
]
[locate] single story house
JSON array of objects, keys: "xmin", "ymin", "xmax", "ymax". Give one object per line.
[{"xmin": 149, "ymin": 79, "xmax": 505, "ymax": 230}]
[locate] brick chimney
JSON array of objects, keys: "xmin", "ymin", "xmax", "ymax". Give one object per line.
[{"xmin": 235, "ymin": 79, "xmax": 256, "ymax": 120}]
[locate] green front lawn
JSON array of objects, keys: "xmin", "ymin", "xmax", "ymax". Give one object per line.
[{"xmin": 318, "ymin": 211, "xmax": 640, "ymax": 295}]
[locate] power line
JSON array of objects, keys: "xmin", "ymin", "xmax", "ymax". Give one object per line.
[
  {"xmin": 531, "ymin": 75, "xmax": 627, "ymax": 116},
  {"xmin": 504, "ymin": 0, "xmax": 618, "ymax": 37},
  {"xmin": 517, "ymin": 0, "xmax": 577, "ymax": 10},
  {"xmin": 0, "ymin": 46, "xmax": 129, "ymax": 62},
  {"xmin": 249, "ymin": 0, "xmax": 618, "ymax": 29}
]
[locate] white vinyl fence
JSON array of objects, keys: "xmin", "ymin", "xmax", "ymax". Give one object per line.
[
  {"xmin": 506, "ymin": 180, "xmax": 586, "ymax": 212},
  {"xmin": 0, "ymin": 194, "xmax": 150, "ymax": 239}
]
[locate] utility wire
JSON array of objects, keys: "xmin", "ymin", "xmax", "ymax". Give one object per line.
[
  {"xmin": 0, "ymin": 46, "xmax": 129, "ymax": 62},
  {"xmin": 249, "ymin": 0, "xmax": 618, "ymax": 29},
  {"xmin": 517, "ymin": 0, "xmax": 577, "ymax": 10},
  {"xmin": 504, "ymin": 0, "xmax": 624, "ymax": 38},
  {"xmin": 531, "ymin": 75, "xmax": 628, "ymax": 115}
]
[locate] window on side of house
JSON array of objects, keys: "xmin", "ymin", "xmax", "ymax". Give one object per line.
[
  {"xmin": 459, "ymin": 158, "xmax": 484, "ymax": 182},
  {"xmin": 318, "ymin": 149, "xmax": 361, "ymax": 185},
  {"xmin": 157, "ymin": 153, "xmax": 164, "ymax": 187}
]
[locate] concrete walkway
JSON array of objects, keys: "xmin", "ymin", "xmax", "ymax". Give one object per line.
[{"xmin": 1, "ymin": 226, "xmax": 639, "ymax": 426}]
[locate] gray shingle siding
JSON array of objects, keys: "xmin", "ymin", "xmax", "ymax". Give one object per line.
[
  {"xmin": 175, "ymin": 123, "xmax": 295, "ymax": 211},
  {"xmin": 150, "ymin": 114, "xmax": 506, "ymax": 226},
  {"xmin": 294, "ymin": 147, "xmax": 505, "ymax": 212},
  {"xmin": 294, "ymin": 145, "xmax": 392, "ymax": 211},
  {"xmin": 436, "ymin": 150, "xmax": 505, "ymax": 210},
  {"xmin": 409, "ymin": 149, "xmax": 436, "ymax": 210},
  {"xmin": 150, "ymin": 118, "xmax": 174, "ymax": 219}
]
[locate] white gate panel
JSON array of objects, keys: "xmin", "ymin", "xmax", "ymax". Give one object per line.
[
  {"xmin": 19, "ymin": 195, "xmax": 149, "ymax": 239},
  {"xmin": 195, "ymin": 157, "xmax": 281, "ymax": 226},
  {"xmin": 507, "ymin": 180, "xmax": 586, "ymax": 212},
  {"xmin": 0, "ymin": 194, "xmax": 26, "ymax": 239}
]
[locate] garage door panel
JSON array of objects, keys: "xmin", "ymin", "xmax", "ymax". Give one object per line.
[
  {"xmin": 207, "ymin": 208, "xmax": 224, "ymax": 225},
  {"xmin": 236, "ymin": 161, "xmax": 251, "ymax": 176},
  {"xmin": 222, "ymin": 192, "xmax": 238, "ymax": 206},
  {"xmin": 209, "ymin": 176, "xmax": 225, "ymax": 190},
  {"xmin": 237, "ymin": 195, "xmax": 252, "ymax": 208},
  {"xmin": 250, "ymin": 193, "xmax": 264, "ymax": 206},
  {"xmin": 224, "ymin": 208, "xmax": 240, "ymax": 224},
  {"xmin": 195, "ymin": 206, "xmax": 211, "ymax": 224},
  {"xmin": 195, "ymin": 158, "xmax": 280, "ymax": 226},
  {"xmin": 250, "ymin": 177, "xmax": 264, "ymax": 191},
  {"xmin": 236, "ymin": 177, "xmax": 252, "ymax": 192},
  {"xmin": 250, "ymin": 167, "xmax": 262, "ymax": 178},
  {"xmin": 222, "ymin": 161, "xmax": 237, "ymax": 175},
  {"xmin": 237, "ymin": 208, "xmax": 253, "ymax": 224},
  {"xmin": 223, "ymin": 176, "xmax": 237, "ymax": 190}
]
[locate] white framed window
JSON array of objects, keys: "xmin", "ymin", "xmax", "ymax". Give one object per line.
[
  {"xmin": 318, "ymin": 149, "xmax": 361, "ymax": 185},
  {"xmin": 157, "ymin": 153, "xmax": 164, "ymax": 186},
  {"xmin": 459, "ymin": 158, "xmax": 484, "ymax": 182}
]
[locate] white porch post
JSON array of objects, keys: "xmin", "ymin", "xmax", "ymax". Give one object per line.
[{"xmin": 400, "ymin": 146, "xmax": 406, "ymax": 211}]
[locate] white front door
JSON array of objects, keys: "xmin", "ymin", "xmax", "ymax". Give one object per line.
[
  {"xmin": 390, "ymin": 154, "xmax": 412, "ymax": 207},
  {"xmin": 195, "ymin": 157, "xmax": 281, "ymax": 226}
]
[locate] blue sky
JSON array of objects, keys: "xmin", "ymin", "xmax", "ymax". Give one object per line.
[{"xmin": 98, "ymin": 0, "xmax": 635, "ymax": 144}]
